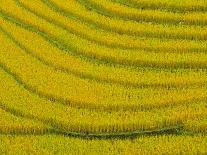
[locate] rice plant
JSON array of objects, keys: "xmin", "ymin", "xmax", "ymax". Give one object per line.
[{"xmin": 0, "ymin": 0, "xmax": 206, "ymax": 154}]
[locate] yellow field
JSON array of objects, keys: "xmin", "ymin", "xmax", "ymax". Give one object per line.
[{"xmin": 0, "ymin": 0, "xmax": 207, "ymax": 154}]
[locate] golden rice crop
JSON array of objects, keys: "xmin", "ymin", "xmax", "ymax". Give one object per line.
[
  {"xmin": 0, "ymin": 0, "xmax": 206, "ymax": 154},
  {"xmin": 184, "ymin": 118, "xmax": 207, "ymax": 133}
]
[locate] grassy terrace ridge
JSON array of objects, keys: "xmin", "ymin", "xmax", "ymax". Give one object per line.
[{"xmin": 0, "ymin": 0, "xmax": 207, "ymax": 154}]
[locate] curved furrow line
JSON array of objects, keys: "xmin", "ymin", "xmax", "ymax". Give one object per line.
[
  {"xmin": 0, "ymin": 103, "xmax": 97, "ymax": 138},
  {"xmin": 1, "ymin": 127, "xmax": 205, "ymax": 139},
  {"xmin": 113, "ymin": 0, "xmax": 207, "ymax": 13},
  {"xmin": 81, "ymin": 0, "xmax": 207, "ymax": 26},
  {"xmin": 0, "ymin": 102, "xmax": 183, "ymax": 138},
  {"xmin": 1, "ymin": 104, "xmax": 206, "ymax": 139},
  {"xmin": 0, "ymin": 107, "xmax": 56, "ymax": 135},
  {"xmin": 0, "ymin": 128, "xmax": 184, "ymax": 139},
  {"xmin": 2, "ymin": 18, "xmax": 207, "ymax": 90},
  {"xmin": 0, "ymin": 103, "xmax": 203, "ymax": 139},
  {"xmin": 44, "ymin": 0, "xmax": 207, "ymax": 41},
  {"xmin": 1, "ymin": 102, "xmax": 206, "ymax": 138},
  {"xmin": 1, "ymin": 11, "xmax": 207, "ymax": 71},
  {"xmin": 15, "ymin": 0, "xmax": 207, "ymax": 52},
  {"xmin": 0, "ymin": 104, "xmax": 184, "ymax": 139},
  {"xmin": 0, "ymin": 62, "xmax": 89, "ymax": 111},
  {"xmin": 1, "ymin": 95, "xmax": 206, "ymax": 138}
]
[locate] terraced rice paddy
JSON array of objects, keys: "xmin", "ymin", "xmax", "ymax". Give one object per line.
[{"xmin": 0, "ymin": 0, "xmax": 207, "ymax": 154}]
